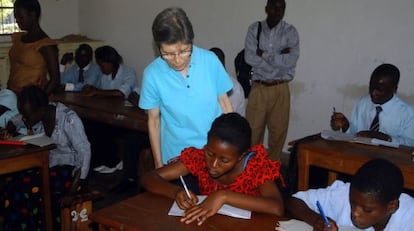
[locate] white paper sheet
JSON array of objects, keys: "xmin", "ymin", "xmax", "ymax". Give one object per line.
[
  {"xmin": 15, "ymin": 133, "xmax": 54, "ymax": 147},
  {"xmin": 168, "ymin": 195, "xmax": 251, "ymax": 219}
]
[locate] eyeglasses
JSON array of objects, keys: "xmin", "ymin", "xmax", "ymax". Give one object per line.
[{"xmin": 160, "ymin": 47, "xmax": 192, "ymax": 60}]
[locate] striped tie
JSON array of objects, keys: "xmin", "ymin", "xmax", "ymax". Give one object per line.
[{"xmin": 369, "ymin": 106, "xmax": 382, "ymax": 132}]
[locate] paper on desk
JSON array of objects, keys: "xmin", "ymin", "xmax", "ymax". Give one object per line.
[
  {"xmin": 168, "ymin": 195, "xmax": 251, "ymax": 219},
  {"xmin": 321, "ymin": 130, "xmax": 399, "ymax": 148},
  {"xmin": 275, "ymin": 219, "xmax": 362, "ymax": 231},
  {"xmin": 14, "ymin": 133, "xmax": 54, "ymax": 147}
]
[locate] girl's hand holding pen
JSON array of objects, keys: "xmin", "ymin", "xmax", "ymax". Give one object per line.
[
  {"xmin": 312, "ymin": 216, "xmax": 338, "ymax": 231},
  {"xmin": 175, "ymin": 188, "xmax": 198, "ymax": 209},
  {"xmin": 181, "ymin": 191, "xmax": 225, "ymax": 226}
]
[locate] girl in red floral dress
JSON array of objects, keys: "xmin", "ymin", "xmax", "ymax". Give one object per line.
[{"xmin": 141, "ymin": 113, "xmax": 285, "ymax": 226}]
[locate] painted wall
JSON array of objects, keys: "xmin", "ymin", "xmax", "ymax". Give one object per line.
[{"xmin": 37, "ymin": 0, "xmax": 414, "ymax": 151}]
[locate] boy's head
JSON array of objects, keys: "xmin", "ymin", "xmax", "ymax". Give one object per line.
[
  {"xmin": 18, "ymin": 86, "xmax": 49, "ymax": 128},
  {"xmin": 75, "ymin": 44, "xmax": 93, "ymax": 69},
  {"xmin": 369, "ymin": 63, "xmax": 399, "ymax": 105},
  {"xmin": 209, "ymin": 47, "xmax": 225, "ymax": 68},
  {"xmin": 349, "ymin": 158, "xmax": 403, "ymax": 229},
  {"xmin": 205, "ymin": 113, "xmax": 251, "ymax": 179}
]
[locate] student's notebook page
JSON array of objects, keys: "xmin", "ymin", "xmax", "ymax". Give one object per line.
[
  {"xmin": 15, "ymin": 133, "xmax": 54, "ymax": 147},
  {"xmin": 168, "ymin": 195, "xmax": 251, "ymax": 219},
  {"xmin": 321, "ymin": 130, "xmax": 399, "ymax": 148},
  {"xmin": 276, "ymin": 219, "xmax": 363, "ymax": 231}
]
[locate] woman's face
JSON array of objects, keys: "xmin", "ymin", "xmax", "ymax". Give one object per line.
[
  {"xmin": 14, "ymin": 8, "xmax": 35, "ymax": 31},
  {"xmin": 97, "ymin": 60, "xmax": 115, "ymax": 75},
  {"xmin": 204, "ymin": 136, "xmax": 242, "ymax": 180},
  {"xmin": 159, "ymin": 42, "xmax": 192, "ymax": 72}
]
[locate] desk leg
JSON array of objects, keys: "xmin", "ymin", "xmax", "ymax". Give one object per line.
[
  {"xmin": 297, "ymin": 148, "xmax": 309, "ymax": 191},
  {"xmin": 40, "ymin": 152, "xmax": 53, "ymax": 231}
]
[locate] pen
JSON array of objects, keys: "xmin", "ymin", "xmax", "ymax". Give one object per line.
[
  {"xmin": 179, "ymin": 175, "xmax": 192, "ymax": 200},
  {"xmin": 316, "ymin": 200, "xmax": 331, "ymax": 228},
  {"xmin": 180, "ymin": 175, "xmax": 201, "ymax": 222},
  {"xmin": 333, "ymin": 107, "xmax": 336, "ymax": 113}
]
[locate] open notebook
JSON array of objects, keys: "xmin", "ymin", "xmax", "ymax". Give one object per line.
[
  {"xmin": 168, "ymin": 195, "xmax": 251, "ymax": 219},
  {"xmin": 321, "ymin": 130, "xmax": 399, "ymax": 148},
  {"xmin": 11, "ymin": 133, "xmax": 54, "ymax": 147}
]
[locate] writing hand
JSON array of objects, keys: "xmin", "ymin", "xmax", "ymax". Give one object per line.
[
  {"xmin": 181, "ymin": 191, "xmax": 225, "ymax": 226},
  {"xmin": 330, "ymin": 112, "xmax": 349, "ymax": 132},
  {"xmin": 280, "ymin": 47, "xmax": 291, "ymax": 54},
  {"xmin": 175, "ymin": 189, "xmax": 198, "ymax": 210},
  {"xmin": 313, "ymin": 216, "xmax": 338, "ymax": 231},
  {"xmin": 256, "ymin": 48, "xmax": 263, "ymax": 57},
  {"xmin": 356, "ymin": 131, "xmax": 391, "ymax": 141}
]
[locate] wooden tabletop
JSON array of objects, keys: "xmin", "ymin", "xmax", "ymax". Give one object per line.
[
  {"xmin": 90, "ymin": 192, "xmax": 280, "ymax": 231},
  {"xmin": 296, "ymin": 137, "xmax": 414, "ymax": 190},
  {"xmin": 51, "ymin": 92, "xmax": 148, "ymax": 132},
  {"xmin": 0, "ymin": 143, "xmax": 56, "ymax": 160}
]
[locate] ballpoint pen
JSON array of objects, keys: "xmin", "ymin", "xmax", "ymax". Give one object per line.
[
  {"xmin": 316, "ymin": 200, "xmax": 331, "ymax": 229},
  {"xmin": 179, "ymin": 175, "xmax": 192, "ymax": 200}
]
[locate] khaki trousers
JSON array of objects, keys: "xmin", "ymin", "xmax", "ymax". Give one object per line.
[{"xmin": 246, "ymin": 82, "xmax": 290, "ymax": 160}]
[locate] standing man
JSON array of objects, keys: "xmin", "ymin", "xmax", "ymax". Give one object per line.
[{"xmin": 244, "ymin": 0, "xmax": 299, "ymax": 160}]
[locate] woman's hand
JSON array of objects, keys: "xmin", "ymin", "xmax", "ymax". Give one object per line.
[
  {"xmin": 180, "ymin": 191, "xmax": 226, "ymax": 226},
  {"xmin": 175, "ymin": 188, "xmax": 198, "ymax": 210}
]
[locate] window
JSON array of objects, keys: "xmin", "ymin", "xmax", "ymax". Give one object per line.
[{"xmin": 0, "ymin": 0, "xmax": 18, "ymax": 35}]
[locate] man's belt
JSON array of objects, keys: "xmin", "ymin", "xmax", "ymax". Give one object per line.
[{"xmin": 253, "ymin": 79, "xmax": 288, "ymax": 86}]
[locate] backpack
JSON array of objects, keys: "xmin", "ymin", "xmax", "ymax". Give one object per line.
[{"xmin": 235, "ymin": 21, "xmax": 262, "ymax": 98}]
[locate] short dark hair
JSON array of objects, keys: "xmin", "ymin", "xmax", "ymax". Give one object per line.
[
  {"xmin": 207, "ymin": 113, "xmax": 251, "ymax": 154},
  {"xmin": 95, "ymin": 45, "xmax": 123, "ymax": 67},
  {"xmin": 18, "ymin": 85, "xmax": 48, "ymax": 110},
  {"xmin": 76, "ymin": 44, "xmax": 93, "ymax": 59},
  {"xmin": 209, "ymin": 47, "xmax": 225, "ymax": 68},
  {"xmin": 371, "ymin": 63, "xmax": 400, "ymax": 86},
  {"xmin": 351, "ymin": 158, "xmax": 403, "ymax": 204},
  {"xmin": 267, "ymin": 0, "xmax": 286, "ymax": 7},
  {"xmin": 152, "ymin": 7, "xmax": 194, "ymax": 48},
  {"xmin": 14, "ymin": 0, "xmax": 41, "ymax": 18}
]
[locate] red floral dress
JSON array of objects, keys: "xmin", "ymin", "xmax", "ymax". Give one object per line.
[{"xmin": 180, "ymin": 144, "xmax": 284, "ymax": 196}]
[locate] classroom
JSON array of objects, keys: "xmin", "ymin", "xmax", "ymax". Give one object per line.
[{"xmin": 1, "ymin": 0, "xmax": 414, "ymax": 230}]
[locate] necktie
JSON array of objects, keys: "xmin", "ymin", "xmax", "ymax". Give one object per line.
[
  {"xmin": 369, "ymin": 106, "xmax": 382, "ymax": 132},
  {"xmin": 78, "ymin": 68, "xmax": 84, "ymax": 83}
]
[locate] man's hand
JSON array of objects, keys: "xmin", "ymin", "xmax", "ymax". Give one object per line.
[
  {"xmin": 356, "ymin": 131, "xmax": 391, "ymax": 141},
  {"xmin": 330, "ymin": 112, "xmax": 349, "ymax": 132},
  {"xmin": 256, "ymin": 48, "xmax": 264, "ymax": 57},
  {"xmin": 280, "ymin": 47, "xmax": 291, "ymax": 54}
]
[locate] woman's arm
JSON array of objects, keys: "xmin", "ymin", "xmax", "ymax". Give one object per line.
[
  {"xmin": 147, "ymin": 107, "xmax": 163, "ymax": 168},
  {"xmin": 218, "ymin": 93, "xmax": 233, "ymax": 113},
  {"xmin": 141, "ymin": 161, "xmax": 197, "ymax": 208},
  {"xmin": 182, "ymin": 180, "xmax": 284, "ymax": 225},
  {"xmin": 40, "ymin": 45, "xmax": 60, "ymax": 95}
]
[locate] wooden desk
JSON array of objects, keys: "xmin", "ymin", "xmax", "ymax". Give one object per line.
[
  {"xmin": 0, "ymin": 144, "xmax": 56, "ymax": 231},
  {"xmin": 51, "ymin": 92, "xmax": 148, "ymax": 132},
  {"xmin": 297, "ymin": 138, "xmax": 414, "ymax": 191},
  {"xmin": 90, "ymin": 192, "xmax": 279, "ymax": 231}
]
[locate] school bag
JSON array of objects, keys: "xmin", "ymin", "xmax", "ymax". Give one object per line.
[{"xmin": 235, "ymin": 21, "xmax": 262, "ymax": 98}]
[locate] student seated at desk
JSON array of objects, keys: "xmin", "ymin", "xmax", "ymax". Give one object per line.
[
  {"xmin": 82, "ymin": 45, "xmax": 136, "ymax": 98},
  {"xmin": 1, "ymin": 85, "xmax": 91, "ymax": 230},
  {"xmin": 141, "ymin": 113, "xmax": 285, "ymax": 226},
  {"xmin": 331, "ymin": 63, "xmax": 414, "ymax": 146},
  {"xmin": 286, "ymin": 158, "xmax": 414, "ymax": 231},
  {"xmin": 59, "ymin": 43, "xmax": 101, "ymax": 92}
]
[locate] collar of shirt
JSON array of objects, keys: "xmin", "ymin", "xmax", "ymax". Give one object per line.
[
  {"xmin": 78, "ymin": 63, "xmax": 91, "ymax": 72},
  {"xmin": 374, "ymin": 95, "xmax": 397, "ymax": 115}
]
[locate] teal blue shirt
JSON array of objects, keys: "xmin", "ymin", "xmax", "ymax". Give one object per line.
[{"xmin": 139, "ymin": 46, "xmax": 233, "ymax": 164}]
